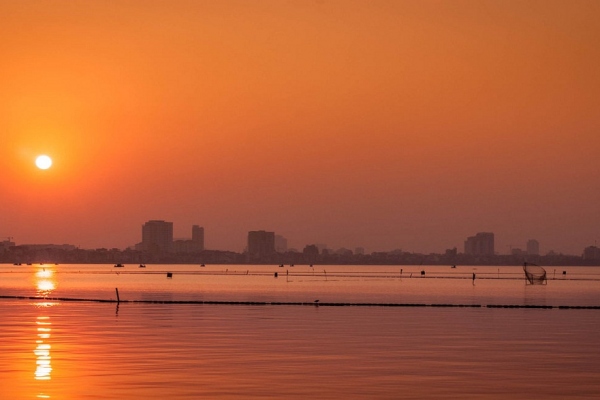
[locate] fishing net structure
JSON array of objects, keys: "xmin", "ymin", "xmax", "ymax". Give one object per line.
[{"xmin": 523, "ymin": 262, "xmax": 547, "ymax": 285}]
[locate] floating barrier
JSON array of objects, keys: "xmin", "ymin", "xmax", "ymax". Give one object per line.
[{"xmin": 0, "ymin": 295, "xmax": 598, "ymax": 309}]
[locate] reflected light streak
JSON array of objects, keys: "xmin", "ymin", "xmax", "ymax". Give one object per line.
[
  {"xmin": 34, "ymin": 317, "xmax": 52, "ymax": 381},
  {"xmin": 37, "ymin": 280, "xmax": 55, "ymax": 293},
  {"xmin": 35, "ymin": 266, "xmax": 57, "ymax": 298},
  {"xmin": 36, "ymin": 269, "xmax": 53, "ymax": 279}
]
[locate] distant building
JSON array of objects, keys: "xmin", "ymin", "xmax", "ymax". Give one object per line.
[
  {"xmin": 526, "ymin": 239, "xmax": 540, "ymax": 256},
  {"xmin": 511, "ymin": 248, "xmax": 525, "ymax": 256},
  {"xmin": 315, "ymin": 243, "xmax": 328, "ymax": 253},
  {"xmin": 1, "ymin": 239, "xmax": 15, "ymax": 251},
  {"xmin": 274, "ymin": 235, "xmax": 288, "ymax": 253},
  {"xmin": 464, "ymin": 232, "xmax": 495, "ymax": 256},
  {"xmin": 192, "ymin": 225, "xmax": 205, "ymax": 252},
  {"xmin": 19, "ymin": 244, "xmax": 77, "ymax": 251},
  {"xmin": 141, "ymin": 220, "xmax": 173, "ymax": 252},
  {"xmin": 172, "ymin": 225, "xmax": 204, "ymax": 253},
  {"xmin": 445, "ymin": 247, "xmax": 458, "ymax": 257},
  {"xmin": 583, "ymin": 246, "xmax": 600, "ymax": 260},
  {"xmin": 247, "ymin": 231, "xmax": 275, "ymax": 258},
  {"xmin": 335, "ymin": 247, "xmax": 353, "ymax": 256},
  {"xmin": 303, "ymin": 244, "xmax": 319, "ymax": 256}
]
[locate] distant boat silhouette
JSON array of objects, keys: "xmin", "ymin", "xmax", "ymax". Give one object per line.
[
  {"xmin": 114, "ymin": 263, "xmax": 124, "ymax": 268},
  {"xmin": 200, "ymin": 264, "xmax": 205, "ymax": 267},
  {"xmin": 139, "ymin": 264, "xmax": 146, "ymax": 268}
]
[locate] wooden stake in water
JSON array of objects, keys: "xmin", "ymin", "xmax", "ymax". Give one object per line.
[{"xmin": 115, "ymin": 288, "xmax": 120, "ymax": 303}]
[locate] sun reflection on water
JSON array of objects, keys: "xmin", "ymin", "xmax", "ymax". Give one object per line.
[
  {"xmin": 33, "ymin": 266, "xmax": 58, "ymax": 398},
  {"xmin": 35, "ymin": 267, "xmax": 56, "ymax": 297},
  {"xmin": 34, "ymin": 317, "xmax": 52, "ymax": 381}
]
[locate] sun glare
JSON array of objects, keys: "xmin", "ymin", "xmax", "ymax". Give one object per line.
[{"xmin": 35, "ymin": 155, "xmax": 53, "ymax": 170}]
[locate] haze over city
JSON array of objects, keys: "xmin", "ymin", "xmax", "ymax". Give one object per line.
[{"xmin": 2, "ymin": 1, "xmax": 599, "ymax": 255}]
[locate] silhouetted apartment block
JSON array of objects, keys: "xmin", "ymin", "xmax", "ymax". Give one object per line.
[
  {"xmin": 527, "ymin": 239, "xmax": 540, "ymax": 256},
  {"xmin": 248, "ymin": 230, "xmax": 275, "ymax": 257},
  {"xmin": 192, "ymin": 225, "xmax": 205, "ymax": 251},
  {"xmin": 141, "ymin": 220, "xmax": 173, "ymax": 252},
  {"xmin": 464, "ymin": 232, "xmax": 495, "ymax": 256}
]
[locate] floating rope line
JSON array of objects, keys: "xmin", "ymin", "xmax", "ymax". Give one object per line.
[{"xmin": 0, "ymin": 295, "xmax": 598, "ymax": 309}]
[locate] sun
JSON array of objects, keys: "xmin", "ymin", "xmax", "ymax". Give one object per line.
[{"xmin": 35, "ymin": 155, "xmax": 53, "ymax": 170}]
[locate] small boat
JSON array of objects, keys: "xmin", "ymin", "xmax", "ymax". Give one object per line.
[
  {"xmin": 200, "ymin": 264, "xmax": 205, "ymax": 267},
  {"xmin": 139, "ymin": 264, "xmax": 146, "ymax": 268},
  {"xmin": 114, "ymin": 263, "xmax": 125, "ymax": 268}
]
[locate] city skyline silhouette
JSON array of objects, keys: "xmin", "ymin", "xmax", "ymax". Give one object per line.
[{"xmin": 2, "ymin": 1, "xmax": 598, "ymax": 256}]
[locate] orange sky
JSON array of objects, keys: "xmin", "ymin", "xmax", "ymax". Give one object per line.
[{"xmin": 1, "ymin": 0, "xmax": 599, "ymax": 254}]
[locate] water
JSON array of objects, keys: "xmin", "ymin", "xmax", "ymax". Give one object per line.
[{"xmin": 1, "ymin": 264, "xmax": 599, "ymax": 399}]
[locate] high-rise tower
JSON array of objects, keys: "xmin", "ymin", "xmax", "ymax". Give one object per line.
[{"xmin": 141, "ymin": 220, "xmax": 173, "ymax": 252}]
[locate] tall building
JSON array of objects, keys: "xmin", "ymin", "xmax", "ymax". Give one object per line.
[
  {"xmin": 192, "ymin": 225, "xmax": 205, "ymax": 252},
  {"xmin": 141, "ymin": 220, "xmax": 173, "ymax": 252},
  {"xmin": 464, "ymin": 232, "xmax": 495, "ymax": 256},
  {"xmin": 526, "ymin": 239, "xmax": 540, "ymax": 256},
  {"xmin": 248, "ymin": 230, "xmax": 275, "ymax": 258}
]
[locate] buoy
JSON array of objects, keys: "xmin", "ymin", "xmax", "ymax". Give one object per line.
[
  {"xmin": 274, "ymin": 272, "xmax": 278, "ymax": 278},
  {"xmin": 166, "ymin": 272, "xmax": 173, "ymax": 278}
]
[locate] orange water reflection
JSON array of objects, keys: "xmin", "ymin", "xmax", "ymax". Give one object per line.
[
  {"xmin": 33, "ymin": 266, "xmax": 57, "ymax": 398},
  {"xmin": 34, "ymin": 316, "xmax": 52, "ymax": 381},
  {"xmin": 35, "ymin": 267, "xmax": 56, "ymax": 297}
]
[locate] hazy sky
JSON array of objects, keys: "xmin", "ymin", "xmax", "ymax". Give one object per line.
[{"xmin": 1, "ymin": 0, "xmax": 599, "ymax": 255}]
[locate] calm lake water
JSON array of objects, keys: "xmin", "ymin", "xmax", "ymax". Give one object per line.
[{"xmin": 1, "ymin": 264, "xmax": 599, "ymax": 399}]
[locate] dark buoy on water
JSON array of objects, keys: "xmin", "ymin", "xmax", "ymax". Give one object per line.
[
  {"xmin": 421, "ymin": 270, "xmax": 425, "ymax": 276},
  {"xmin": 166, "ymin": 272, "xmax": 173, "ymax": 278},
  {"xmin": 274, "ymin": 272, "xmax": 278, "ymax": 278}
]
